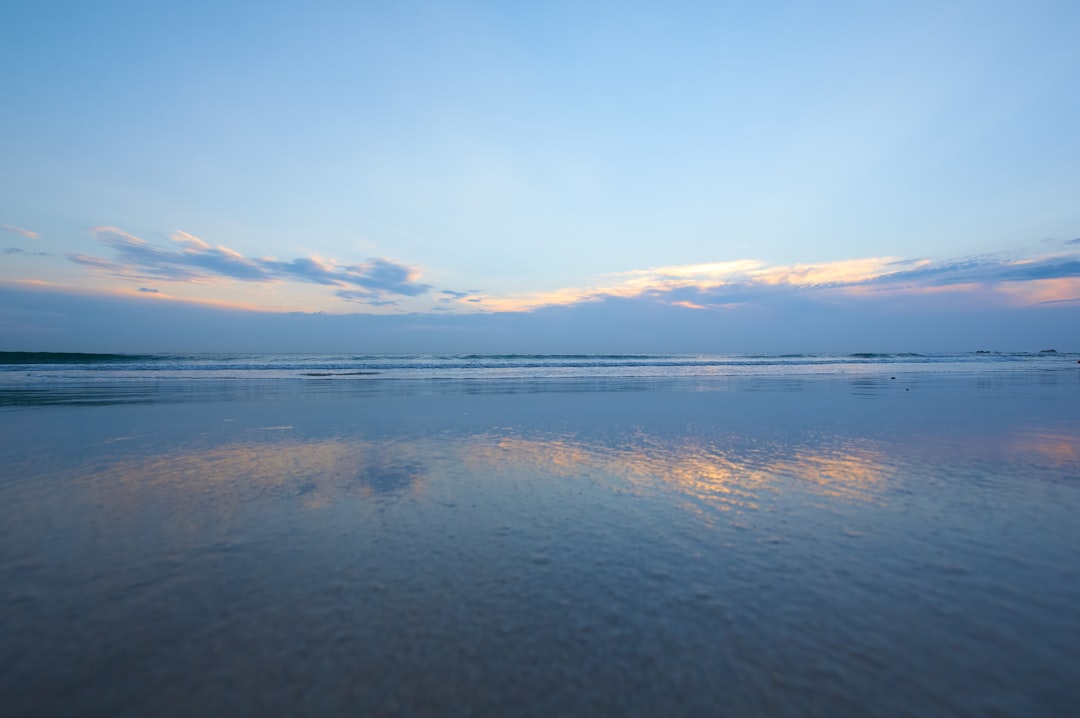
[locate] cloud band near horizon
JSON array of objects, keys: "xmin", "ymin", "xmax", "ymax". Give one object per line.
[
  {"xmin": 51, "ymin": 226, "xmax": 1080, "ymax": 315},
  {"xmin": 466, "ymin": 252, "xmax": 1080, "ymax": 313}
]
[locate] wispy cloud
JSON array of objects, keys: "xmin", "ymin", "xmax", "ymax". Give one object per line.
[
  {"xmin": 1, "ymin": 225, "xmax": 39, "ymax": 240},
  {"xmin": 5, "ymin": 247, "xmax": 52, "ymax": 256},
  {"xmin": 438, "ymin": 288, "xmax": 483, "ymax": 304},
  {"xmin": 856, "ymin": 255, "xmax": 1080, "ymax": 286},
  {"xmin": 335, "ymin": 291, "xmax": 401, "ymax": 307},
  {"xmin": 4, "ymin": 277, "xmax": 277, "ymax": 312},
  {"xmin": 469, "ymin": 257, "xmax": 905, "ymax": 312},
  {"xmin": 70, "ymin": 227, "xmax": 432, "ymax": 305},
  {"xmin": 69, "ymin": 252, "xmax": 149, "ymax": 275},
  {"xmin": 467, "ymin": 251, "xmax": 1080, "ymax": 313}
]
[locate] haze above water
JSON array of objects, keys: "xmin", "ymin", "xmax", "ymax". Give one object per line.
[{"xmin": 2, "ymin": 355, "xmax": 1079, "ymax": 716}]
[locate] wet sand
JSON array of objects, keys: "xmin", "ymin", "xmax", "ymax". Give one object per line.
[{"xmin": 2, "ymin": 373, "xmax": 1079, "ymax": 716}]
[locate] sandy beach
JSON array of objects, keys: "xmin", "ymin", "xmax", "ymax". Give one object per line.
[{"xmin": 2, "ymin": 366, "xmax": 1079, "ymax": 716}]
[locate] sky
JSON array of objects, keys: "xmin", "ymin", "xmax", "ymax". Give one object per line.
[{"xmin": 2, "ymin": 0, "xmax": 1079, "ymax": 352}]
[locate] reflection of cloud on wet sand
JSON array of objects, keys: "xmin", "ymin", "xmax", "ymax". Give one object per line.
[
  {"xmin": 86, "ymin": 438, "xmax": 426, "ymax": 516},
  {"xmin": 1004, "ymin": 431, "xmax": 1080, "ymax": 470},
  {"xmin": 771, "ymin": 451, "xmax": 889, "ymax": 501},
  {"xmin": 357, "ymin": 458, "xmax": 425, "ymax": 496},
  {"xmin": 464, "ymin": 434, "xmax": 888, "ymax": 513},
  {"xmin": 465, "ymin": 422, "xmax": 1080, "ymax": 516},
  {"xmin": 896, "ymin": 427, "xmax": 1080, "ymax": 478},
  {"xmin": 80, "ymin": 424, "xmax": 1074, "ymax": 539}
]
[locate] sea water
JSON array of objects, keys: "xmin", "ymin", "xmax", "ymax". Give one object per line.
[{"xmin": 1, "ymin": 353, "xmax": 1078, "ymax": 716}]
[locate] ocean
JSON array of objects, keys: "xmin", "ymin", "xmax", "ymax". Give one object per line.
[
  {"xmin": 2, "ymin": 352, "xmax": 1079, "ymax": 716},
  {"xmin": 1, "ymin": 350, "xmax": 1075, "ymax": 403}
]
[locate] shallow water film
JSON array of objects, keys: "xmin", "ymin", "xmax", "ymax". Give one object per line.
[{"xmin": 2, "ymin": 370, "xmax": 1079, "ymax": 716}]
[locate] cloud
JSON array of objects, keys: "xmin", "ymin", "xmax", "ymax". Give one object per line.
[
  {"xmin": 1067, "ymin": 238, "xmax": 1080, "ymax": 245},
  {"xmin": 467, "ymin": 250, "xmax": 1080, "ymax": 313},
  {"xmin": 989, "ymin": 258, "xmax": 1080, "ymax": 282},
  {"xmin": 5, "ymin": 247, "xmax": 52, "ymax": 256},
  {"xmin": 437, "ymin": 288, "xmax": 482, "ymax": 304},
  {"xmin": 856, "ymin": 255, "xmax": 1080, "ymax": 286},
  {"xmin": 138, "ymin": 287, "xmax": 160, "ymax": 293},
  {"xmin": 748, "ymin": 257, "xmax": 907, "ymax": 287},
  {"xmin": 88, "ymin": 227, "xmax": 270, "ymax": 282},
  {"xmin": 335, "ymin": 291, "xmax": 400, "ymax": 307},
  {"xmin": 55, "ymin": 226, "xmax": 1080, "ymax": 315},
  {"xmin": 0, "ymin": 225, "xmax": 39, "ymax": 240},
  {"xmin": 338, "ymin": 258, "xmax": 431, "ymax": 297},
  {"xmin": 70, "ymin": 227, "xmax": 432, "ymax": 304},
  {"xmin": 3, "ymin": 282, "xmax": 1077, "ymax": 354},
  {"xmin": 1036, "ymin": 296, "xmax": 1080, "ymax": 305},
  {"xmin": 468, "ymin": 257, "xmax": 914, "ymax": 313},
  {"xmin": 69, "ymin": 251, "xmax": 149, "ymax": 275},
  {"xmin": 261, "ymin": 255, "xmax": 432, "ymax": 299}
]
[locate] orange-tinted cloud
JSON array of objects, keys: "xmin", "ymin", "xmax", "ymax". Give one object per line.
[
  {"xmin": 464, "ymin": 252, "xmax": 1080, "ymax": 314},
  {"xmin": 995, "ymin": 277, "xmax": 1080, "ymax": 305},
  {"xmin": 0, "ymin": 224, "xmax": 39, "ymax": 240},
  {"xmin": 4, "ymin": 277, "xmax": 276, "ymax": 312}
]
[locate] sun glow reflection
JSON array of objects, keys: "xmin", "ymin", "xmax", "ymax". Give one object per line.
[
  {"xmin": 70, "ymin": 423, "xmax": 1077, "ymax": 536},
  {"xmin": 464, "ymin": 434, "xmax": 889, "ymax": 512}
]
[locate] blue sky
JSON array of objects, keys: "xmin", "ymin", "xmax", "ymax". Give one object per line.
[{"xmin": 2, "ymin": 0, "xmax": 1079, "ymax": 351}]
